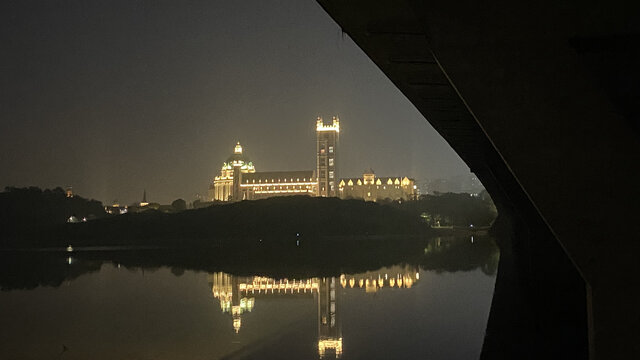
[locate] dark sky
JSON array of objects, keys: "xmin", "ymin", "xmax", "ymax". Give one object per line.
[{"xmin": 1, "ymin": 0, "xmax": 469, "ymax": 205}]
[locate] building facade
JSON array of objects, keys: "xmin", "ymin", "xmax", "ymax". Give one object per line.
[
  {"xmin": 316, "ymin": 116, "xmax": 339, "ymax": 197},
  {"xmin": 209, "ymin": 142, "xmax": 256, "ymax": 202},
  {"xmin": 209, "ymin": 117, "xmax": 337, "ymax": 202},
  {"xmin": 209, "ymin": 117, "xmax": 415, "ymax": 203},
  {"xmin": 239, "ymin": 171, "xmax": 317, "ymax": 200},
  {"xmin": 338, "ymin": 169, "xmax": 417, "ymax": 202},
  {"xmin": 208, "ymin": 144, "xmax": 317, "ymax": 202}
]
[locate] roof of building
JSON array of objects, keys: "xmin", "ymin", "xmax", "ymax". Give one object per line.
[
  {"xmin": 223, "ymin": 142, "xmax": 253, "ymax": 167},
  {"xmin": 338, "ymin": 176, "xmax": 415, "ymax": 186},
  {"xmin": 242, "ymin": 170, "xmax": 315, "ymax": 183}
]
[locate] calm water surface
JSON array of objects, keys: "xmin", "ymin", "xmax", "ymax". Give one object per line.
[{"xmin": 0, "ymin": 236, "xmax": 497, "ymax": 360}]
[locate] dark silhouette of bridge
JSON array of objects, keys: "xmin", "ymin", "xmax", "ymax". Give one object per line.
[{"xmin": 316, "ymin": 1, "xmax": 640, "ymax": 359}]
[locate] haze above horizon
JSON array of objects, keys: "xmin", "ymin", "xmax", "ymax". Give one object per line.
[{"xmin": 0, "ymin": 0, "xmax": 470, "ymax": 204}]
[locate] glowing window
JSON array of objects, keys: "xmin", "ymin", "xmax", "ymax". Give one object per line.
[
  {"xmin": 329, "ymin": 146, "xmax": 334, "ymax": 153},
  {"xmin": 329, "ymin": 158, "xmax": 334, "ymax": 166},
  {"xmin": 329, "ymin": 171, "xmax": 334, "ymax": 179}
]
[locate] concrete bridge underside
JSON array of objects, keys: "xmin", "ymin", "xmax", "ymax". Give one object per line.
[{"xmin": 316, "ymin": 1, "xmax": 640, "ymax": 359}]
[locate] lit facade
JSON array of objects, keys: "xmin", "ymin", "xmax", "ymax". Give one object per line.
[
  {"xmin": 240, "ymin": 171, "xmax": 317, "ymax": 200},
  {"xmin": 208, "ymin": 116, "xmax": 339, "ymax": 202},
  {"xmin": 316, "ymin": 116, "xmax": 339, "ymax": 197},
  {"xmin": 209, "ymin": 142, "xmax": 256, "ymax": 202},
  {"xmin": 338, "ymin": 169, "xmax": 417, "ymax": 202}
]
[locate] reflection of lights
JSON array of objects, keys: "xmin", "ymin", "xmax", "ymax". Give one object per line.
[
  {"xmin": 232, "ymin": 305, "xmax": 241, "ymax": 315},
  {"xmin": 67, "ymin": 257, "xmax": 73, "ymax": 265},
  {"xmin": 405, "ymin": 277, "xmax": 413, "ymax": 288},
  {"xmin": 318, "ymin": 338, "xmax": 343, "ymax": 358}
]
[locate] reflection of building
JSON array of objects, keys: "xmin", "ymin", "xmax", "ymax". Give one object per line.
[
  {"xmin": 210, "ymin": 272, "xmax": 256, "ymax": 333},
  {"xmin": 209, "ymin": 265, "xmax": 419, "ymax": 359},
  {"xmin": 338, "ymin": 169, "xmax": 417, "ymax": 202}
]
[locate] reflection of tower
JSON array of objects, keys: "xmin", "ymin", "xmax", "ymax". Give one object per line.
[
  {"xmin": 317, "ymin": 277, "xmax": 342, "ymax": 359},
  {"xmin": 316, "ymin": 116, "xmax": 340, "ymax": 197}
]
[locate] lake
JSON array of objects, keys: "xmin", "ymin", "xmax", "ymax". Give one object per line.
[{"xmin": 0, "ymin": 235, "xmax": 498, "ymax": 360}]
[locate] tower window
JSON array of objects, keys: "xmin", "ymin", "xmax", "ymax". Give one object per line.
[
  {"xmin": 329, "ymin": 158, "xmax": 334, "ymax": 166},
  {"xmin": 329, "ymin": 146, "xmax": 334, "ymax": 153},
  {"xmin": 329, "ymin": 171, "xmax": 334, "ymax": 179}
]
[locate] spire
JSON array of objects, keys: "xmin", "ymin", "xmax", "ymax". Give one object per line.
[{"xmin": 234, "ymin": 142, "xmax": 243, "ymax": 154}]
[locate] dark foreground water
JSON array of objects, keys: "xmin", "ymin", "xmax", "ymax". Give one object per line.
[{"xmin": 0, "ymin": 236, "xmax": 498, "ymax": 360}]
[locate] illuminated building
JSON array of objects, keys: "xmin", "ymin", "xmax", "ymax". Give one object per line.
[
  {"xmin": 208, "ymin": 117, "xmax": 415, "ymax": 203},
  {"xmin": 316, "ymin": 116, "xmax": 340, "ymax": 197},
  {"xmin": 208, "ymin": 142, "xmax": 316, "ymax": 201},
  {"xmin": 338, "ymin": 169, "xmax": 417, "ymax": 202},
  {"xmin": 209, "ymin": 265, "xmax": 419, "ymax": 359},
  {"xmin": 240, "ymin": 171, "xmax": 317, "ymax": 200},
  {"xmin": 209, "ymin": 142, "xmax": 256, "ymax": 202},
  {"xmin": 208, "ymin": 117, "xmax": 340, "ymax": 202}
]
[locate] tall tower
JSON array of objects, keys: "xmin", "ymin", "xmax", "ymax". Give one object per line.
[{"xmin": 316, "ymin": 116, "xmax": 340, "ymax": 197}]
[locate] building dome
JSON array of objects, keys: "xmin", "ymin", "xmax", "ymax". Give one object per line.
[{"xmin": 221, "ymin": 142, "xmax": 255, "ymax": 172}]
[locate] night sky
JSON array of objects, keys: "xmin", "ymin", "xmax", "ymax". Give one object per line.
[{"xmin": 1, "ymin": 0, "xmax": 469, "ymax": 205}]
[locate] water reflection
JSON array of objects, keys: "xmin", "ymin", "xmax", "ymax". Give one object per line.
[
  {"xmin": 0, "ymin": 236, "xmax": 498, "ymax": 359},
  {"xmin": 210, "ymin": 265, "xmax": 420, "ymax": 359}
]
